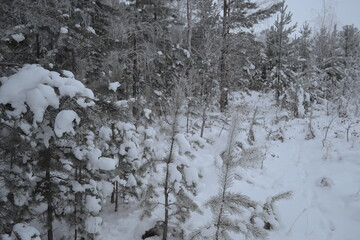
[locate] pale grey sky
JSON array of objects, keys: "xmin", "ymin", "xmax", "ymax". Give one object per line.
[
  {"xmin": 287, "ymin": 0, "xmax": 360, "ymax": 29},
  {"xmin": 256, "ymin": 0, "xmax": 360, "ymax": 34}
]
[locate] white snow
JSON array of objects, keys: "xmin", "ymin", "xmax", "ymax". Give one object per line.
[
  {"xmin": 70, "ymin": 180, "xmax": 85, "ymax": 192},
  {"xmin": 98, "ymin": 157, "xmax": 117, "ymax": 171},
  {"xmin": 183, "ymin": 167, "xmax": 198, "ymax": 186},
  {"xmin": 99, "ymin": 126, "xmax": 112, "ymax": 141},
  {"xmin": 144, "ymin": 138, "xmax": 154, "ymax": 148},
  {"xmin": 183, "ymin": 49, "xmax": 190, "ymax": 58},
  {"xmin": 108, "ymin": 82, "xmax": 121, "ymax": 92},
  {"xmin": 100, "ymin": 181, "xmax": 114, "ymax": 197},
  {"xmin": 11, "ymin": 33, "xmax": 25, "ymax": 43},
  {"xmin": 12, "ymin": 223, "xmax": 41, "ymax": 240},
  {"xmin": 175, "ymin": 133, "xmax": 191, "ymax": 154},
  {"xmin": 54, "ymin": 110, "xmax": 80, "ymax": 137},
  {"xmin": 97, "ymin": 90, "xmax": 360, "ymax": 240},
  {"xmin": 86, "ymin": 26, "xmax": 96, "ymax": 34},
  {"xmin": 143, "ymin": 109, "xmax": 152, "ymax": 119},
  {"xmin": 60, "ymin": 27, "xmax": 68, "ymax": 34},
  {"xmin": 85, "ymin": 216, "xmax": 102, "ymax": 234},
  {"xmin": 153, "ymin": 90, "xmax": 162, "ymax": 96},
  {"xmin": 0, "ymin": 65, "xmax": 94, "ymax": 124},
  {"xmin": 114, "ymin": 100, "xmax": 129, "ymax": 108},
  {"xmin": 62, "ymin": 70, "xmax": 74, "ymax": 78},
  {"xmin": 168, "ymin": 163, "xmax": 182, "ymax": 183},
  {"xmin": 144, "ymin": 127, "xmax": 156, "ymax": 138},
  {"xmin": 85, "ymin": 195, "xmax": 102, "ymax": 214},
  {"xmin": 126, "ymin": 173, "xmax": 137, "ymax": 187}
]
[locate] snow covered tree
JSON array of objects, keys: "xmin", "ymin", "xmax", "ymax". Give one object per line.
[
  {"xmin": 0, "ymin": 65, "xmax": 110, "ymax": 239},
  {"xmin": 137, "ymin": 86, "xmax": 201, "ymax": 240},
  {"xmin": 266, "ymin": 3, "xmax": 297, "ymax": 105},
  {"xmin": 218, "ymin": 0, "xmax": 282, "ymax": 111},
  {"xmin": 339, "ymin": 24, "xmax": 360, "ymax": 65},
  {"xmin": 205, "ymin": 116, "xmax": 266, "ymax": 239}
]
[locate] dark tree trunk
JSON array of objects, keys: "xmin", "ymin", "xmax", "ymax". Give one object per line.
[
  {"xmin": 115, "ymin": 181, "xmax": 119, "ymax": 212},
  {"xmin": 45, "ymin": 168, "xmax": 53, "ymax": 240},
  {"xmin": 163, "ymin": 136, "xmax": 175, "ymax": 240},
  {"xmin": 219, "ymin": 0, "xmax": 229, "ymax": 112}
]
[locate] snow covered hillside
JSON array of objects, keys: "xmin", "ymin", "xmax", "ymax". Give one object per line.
[{"xmin": 96, "ymin": 91, "xmax": 360, "ymax": 240}]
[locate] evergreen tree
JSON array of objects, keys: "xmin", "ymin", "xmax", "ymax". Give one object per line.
[
  {"xmin": 218, "ymin": 0, "xmax": 282, "ymax": 112},
  {"xmin": 266, "ymin": 3, "xmax": 297, "ymax": 104}
]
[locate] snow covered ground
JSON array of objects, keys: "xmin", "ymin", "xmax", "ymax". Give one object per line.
[{"xmin": 98, "ymin": 91, "xmax": 360, "ymax": 240}]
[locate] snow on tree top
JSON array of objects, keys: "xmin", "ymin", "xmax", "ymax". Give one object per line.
[
  {"xmin": 0, "ymin": 65, "xmax": 94, "ymax": 123},
  {"xmin": 54, "ymin": 110, "xmax": 80, "ymax": 137}
]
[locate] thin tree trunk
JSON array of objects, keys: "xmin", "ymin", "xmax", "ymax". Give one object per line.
[
  {"xmin": 215, "ymin": 161, "xmax": 230, "ymax": 240},
  {"xmin": 219, "ymin": 0, "xmax": 229, "ymax": 112},
  {"xmin": 187, "ymin": 0, "xmax": 192, "ymax": 54},
  {"xmin": 186, "ymin": 103, "xmax": 190, "ymax": 134},
  {"xmin": 46, "ymin": 168, "xmax": 53, "ymax": 240},
  {"xmin": 115, "ymin": 181, "xmax": 119, "ymax": 212},
  {"xmin": 132, "ymin": 0, "xmax": 139, "ymax": 118},
  {"xmin": 163, "ymin": 136, "xmax": 175, "ymax": 240},
  {"xmin": 163, "ymin": 106, "xmax": 180, "ymax": 240},
  {"xmin": 276, "ymin": 24, "xmax": 283, "ymax": 103},
  {"xmin": 200, "ymin": 105, "xmax": 207, "ymax": 138}
]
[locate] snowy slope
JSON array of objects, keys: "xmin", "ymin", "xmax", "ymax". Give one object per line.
[{"xmin": 97, "ymin": 91, "xmax": 360, "ymax": 240}]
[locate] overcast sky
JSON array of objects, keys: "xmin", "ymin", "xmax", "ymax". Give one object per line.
[{"xmin": 256, "ymin": 0, "xmax": 360, "ymax": 34}]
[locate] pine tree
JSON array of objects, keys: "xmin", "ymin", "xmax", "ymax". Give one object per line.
[
  {"xmin": 266, "ymin": 3, "xmax": 297, "ymax": 104},
  {"xmin": 218, "ymin": 0, "xmax": 282, "ymax": 112},
  {"xmin": 204, "ymin": 116, "xmax": 265, "ymax": 240}
]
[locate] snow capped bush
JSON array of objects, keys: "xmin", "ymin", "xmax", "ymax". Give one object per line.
[
  {"xmin": 0, "ymin": 65, "xmax": 94, "ymax": 123},
  {"xmin": 12, "ymin": 223, "xmax": 41, "ymax": 240}
]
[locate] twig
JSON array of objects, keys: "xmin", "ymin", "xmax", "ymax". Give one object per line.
[
  {"xmin": 287, "ymin": 208, "xmax": 307, "ymax": 235},
  {"xmin": 322, "ymin": 116, "xmax": 336, "ymax": 147}
]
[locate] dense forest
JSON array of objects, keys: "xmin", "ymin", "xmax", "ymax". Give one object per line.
[{"xmin": 0, "ymin": 0, "xmax": 359, "ymax": 239}]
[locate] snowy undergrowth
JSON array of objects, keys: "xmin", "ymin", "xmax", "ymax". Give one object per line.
[{"xmin": 98, "ymin": 91, "xmax": 360, "ymax": 240}]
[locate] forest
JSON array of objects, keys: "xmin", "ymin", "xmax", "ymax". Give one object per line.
[{"xmin": 0, "ymin": 0, "xmax": 360, "ymax": 239}]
